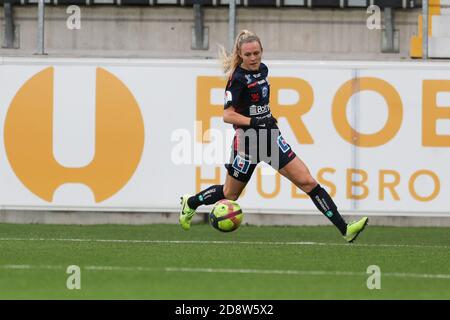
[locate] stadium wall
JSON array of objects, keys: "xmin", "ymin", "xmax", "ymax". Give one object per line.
[
  {"xmin": 1, "ymin": 57, "xmax": 450, "ymax": 226},
  {"xmin": 0, "ymin": 6, "xmax": 421, "ymax": 60}
]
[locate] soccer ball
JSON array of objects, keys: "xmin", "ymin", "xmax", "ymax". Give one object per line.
[{"xmin": 209, "ymin": 199, "xmax": 243, "ymax": 232}]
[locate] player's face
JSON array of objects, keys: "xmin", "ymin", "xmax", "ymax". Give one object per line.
[{"xmin": 239, "ymin": 41, "xmax": 262, "ymax": 71}]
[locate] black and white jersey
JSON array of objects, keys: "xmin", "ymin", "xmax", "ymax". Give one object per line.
[{"xmin": 224, "ymin": 63, "xmax": 272, "ymax": 127}]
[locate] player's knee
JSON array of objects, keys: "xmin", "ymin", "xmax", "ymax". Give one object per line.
[
  {"xmin": 223, "ymin": 187, "xmax": 240, "ymax": 201},
  {"xmin": 299, "ymin": 175, "xmax": 318, "ymax": 193},
  {"xmin": 224, "ymin": 192, "xmax": 240, "ymax": 201}
]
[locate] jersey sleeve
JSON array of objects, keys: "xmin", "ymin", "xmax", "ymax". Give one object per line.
[
  {"xmin": 260, "ymin": 63, "xmax": 268, "ymax": 77},
  {"xmin": 224, "ymin": 74, "xmax": 245, "ymax": 110}
]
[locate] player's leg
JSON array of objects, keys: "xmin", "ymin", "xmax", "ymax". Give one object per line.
[
  {"xmin": 278, "ymin": 156, "xmax": 368, "ymax": 241},
  {"xmin": 278, "ymin": 156, "xmax": 346, "ymax": 235},
  {"xmin": 179, "ymin": 183, "xmax": 226, "ymax": 231},
  {"xmin": 223, "ymin": 172, "xmax": 247, "ymax": 201},
  {"xmin": 278, "ymin": 156, "xmax": 347, "ymax": 235},
  {"xmin": 183, "ymin": 173, "xmax": 246, "ymax": 212},
  {"xmin": 266, "ymin": 131, "xmax": 347, "ymax": 234},
  {"xmin": 180, "ymin": 153, "xmax": 255, "ymax": 231}
]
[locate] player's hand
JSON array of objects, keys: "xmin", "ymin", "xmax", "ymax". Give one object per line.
[{"xmin": 249, "ymin": 116, "xmax": 277, "ymax": 128}]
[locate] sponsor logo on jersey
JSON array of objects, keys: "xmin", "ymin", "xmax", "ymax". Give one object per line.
[
  {"xmin": 232, "ymin": 154, "xmax": 251, "ymax": 174},
  {"xmin": 277, "ymin": 135, "xmax": 291, "ymax": 153},
  {"xmin": 224, "ymin": 90, "xmax": 232, "ymax": 105},
  {"xmin": 245, "ymin": 74, "xmax": 252, "ymax": 84},
  {"xmin": 249, "ymin": 104, "xmax": 270, "ymax": 116},
  {"xmin": 247, "ymin": 79, "xmax": 267, "ymax": 89},
  {"xmin": 262, "ymin": 86, "xmax": 268, "ymax": 98},
  {"xmin": 250, "ymin": 92, "xmax": 260, "ymax": 102}
]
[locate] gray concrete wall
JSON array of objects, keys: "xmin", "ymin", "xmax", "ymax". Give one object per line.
[
  {"xmin": 2, "ymin": 210, "xmax": 450, "ymax": 227},
  {"xmin": 0, "ymin": 6, "xmax": 421, "ymax": 60}
]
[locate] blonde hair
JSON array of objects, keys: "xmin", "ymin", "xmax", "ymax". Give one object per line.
[{"xmin": 219, "ymin": 30, "xmax": 263, "ymax": 78}]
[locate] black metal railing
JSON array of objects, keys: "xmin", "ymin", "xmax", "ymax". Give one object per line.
[{"xmin": 0, "ymin": 0, "xmax": 419, "ymax": 9}]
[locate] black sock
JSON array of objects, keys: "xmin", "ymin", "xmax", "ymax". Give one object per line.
[
  {"xmin": 187, "ymin": 185, "xmax": 225, "ymax": 210},
  {"xmin": 308, "ymin": 184, "xmax": 347, "ymax": 235}
]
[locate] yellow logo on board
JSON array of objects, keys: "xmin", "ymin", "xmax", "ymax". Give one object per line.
[{"xmin": 4, "ymin": 67, "xmax": 145, "ymax": 203}]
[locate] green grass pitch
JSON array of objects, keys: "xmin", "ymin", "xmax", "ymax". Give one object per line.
[{"xmin": 0, "ymin": 222, "xmax": 449, "ymax": 299}]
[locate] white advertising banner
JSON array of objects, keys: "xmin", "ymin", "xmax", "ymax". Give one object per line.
[{"xmin": 0, "ymin": 58, "xmax": 449, "ymax": 216}]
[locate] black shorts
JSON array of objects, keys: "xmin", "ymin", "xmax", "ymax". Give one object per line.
[{"xmin": 225, "ymin": 127, "xmax": 296, "ymax": 183}]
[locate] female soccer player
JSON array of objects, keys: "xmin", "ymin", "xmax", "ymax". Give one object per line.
[{"xmin": 180, "ymin": 30, "xmax": 368, "ymax": 242}]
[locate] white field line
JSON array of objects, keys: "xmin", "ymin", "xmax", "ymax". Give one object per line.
[
  {"xmin": 1, "ymin": 264, "xmax": 450, "ymax": 280},
  {"xmin": 0, "ymin": 237, "xmax": 449, "ymax": 249}
]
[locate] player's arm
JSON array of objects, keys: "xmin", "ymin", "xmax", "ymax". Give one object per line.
[
  {"xmin": 223, "ymin": 107, "xmax": 276, "ymax": 128},
  {"xmin": 223, "ymin": 106, "xmax": 251, "ymax": 126},
  {"xmin": 223, "ymin": 76, "xmax": 251, "ymax": 127},
  {"xmin": 223, "ymin": 76, "xmax": 275, "ymax": 128}
]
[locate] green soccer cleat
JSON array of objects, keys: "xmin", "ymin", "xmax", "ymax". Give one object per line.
[
  {"xmin": 343, "ymin": 217, "xmax": 369, "ymax": 243},
  {"xmin": 179, "ymin": 194, "xmax": 196, "ymax": 231}
]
